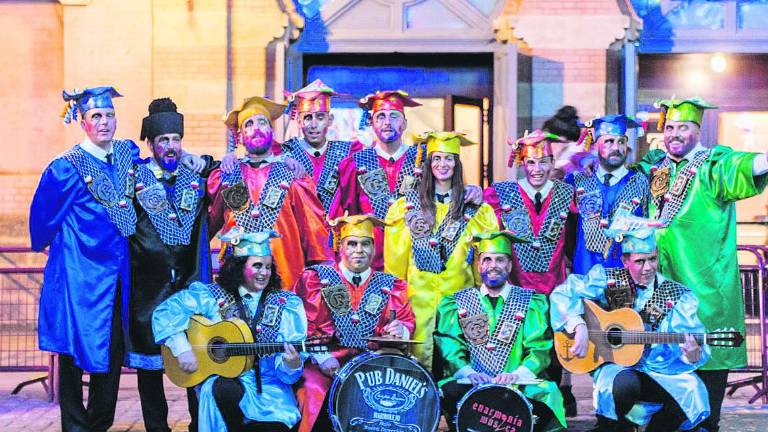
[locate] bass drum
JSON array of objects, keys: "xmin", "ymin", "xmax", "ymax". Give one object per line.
[
  {"xmin": 456, "ymin": 384, "xmax": 534, "ymax": 432},
  {"xmin": 328, "ymin": 351, "xmax": 440, "ymax": 432}
]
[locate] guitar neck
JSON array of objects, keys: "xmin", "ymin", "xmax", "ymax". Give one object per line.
[
  {"xmin": 223, "ymin": 341, "xmax": 308, "ymax": 357},
  {"xmin": 589, "ymin": 330, "xmax": 707, "ymax": 345}
]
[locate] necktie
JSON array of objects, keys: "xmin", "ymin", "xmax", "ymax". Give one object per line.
[
  {"xmin": 436, "ymin": 193, "xmax": 450, "ymax": 203},
  {"xmin": 389, "ymin": 157, "xmax": 395, "ymax": 163},
  {"xmin": 352, "ymin": 275, "xmax": 362, "ymax": 286},
  {"xmin": 534, "ymin": 192, "xmax": 542, "ymax": 214},
  {"xmin": 313, "ymin": 151, "xmax": 321, "ymax": 157},
  {"xmin": 603, "ymin": 173, "xmax": 613, "ymax": 187},
  {"xmin": 105, "ymin": 153, "xmax": 113, "ymax": 165}
]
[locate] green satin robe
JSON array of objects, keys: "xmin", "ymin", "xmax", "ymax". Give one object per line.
[
  {"xmin": 434, "ymin": 290, "xmax": 566, "ymax": 431},
  {"xmin": 637, "ymin": 145, "xmax": 768, "ymax": 370}
]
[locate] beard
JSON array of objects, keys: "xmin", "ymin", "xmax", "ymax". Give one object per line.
[
  {"xmin": 481, "ymin": 270, "xmax": 509, "ymax": 289},
  {"xmin": 243, "ymin": 132, "xmax": 273, "ymax": 155},
  {"xmin": 598, "ymin": 151, "xmax": 627, "ymax": 170}
]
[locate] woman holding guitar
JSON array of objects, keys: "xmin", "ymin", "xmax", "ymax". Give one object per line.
[
  {"xmin": 152, "ymin": 229, "xmax": 306, "ymax": 432},
  {"xmin": 550, "ymin": 216, "xmax": 710, "ymax": 432}
]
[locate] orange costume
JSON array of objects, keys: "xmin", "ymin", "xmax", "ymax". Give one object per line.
[{"xmin": 293, "ymin": 216, "xmax": 415, "ymax": 432}]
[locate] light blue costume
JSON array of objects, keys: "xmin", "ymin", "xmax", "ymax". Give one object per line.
[
  {"xmin": 152, "ymin": 231, "xmax": 307, "ymax": 431},
  {"xmin": 550, "ymin": 219, "xmax": 710, "ymax": 430}
]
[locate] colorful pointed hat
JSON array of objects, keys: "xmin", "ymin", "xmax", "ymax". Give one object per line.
[
  {"xmin": 284, "ymin": 79, "xmax": 339, "ymax": 117},
  {"xmin": 580, "ymin": 114, "xmax": 642, "ymax": 151},
  {"xmin": 507, "ymin": 129, "xmax": 561, "ymax": 167},
  {"xmin": 472, "ymin": 230, "xmax": 529, "ymax": 255},
  {"xmin": 217, "ymin": 227, "xmax": 281, "ymax": 257},
  {"xmin": 224, "ymin": 96, "xmax": 286, "ymax": 130},
  {"xmin": 358, "ymin": 90, "xmax": 421, "ymax": 130},
  {"xmin": 61, "ymin": 86, "xmax": 122, "ymax": 124},
  {"xmin": 329, "ymin": 214, "xmax": 386, "ymax": 241},
  {"xmin": 654, "ymin": 97, "xmax": 718, "ymax": 130},
  {"xmin": 604, "ymin": 215, "xmax": 662, "ymax": 254}
]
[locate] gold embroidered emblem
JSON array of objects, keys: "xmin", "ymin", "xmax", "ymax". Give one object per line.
[
  {"xmin": 359, "ymin": 168, "xmax": 388, "ymax": 197},
  {"xmin": 460, "ymin": 313, "xmax": 489, "ymax": 346},
  {"xmin": 321, "ymin": 284, "xmax": 351, "ymax": 315},
  {"xmin": 222, "ymin": 182, "xmax": 250, "ymax": 213},
  {"xmin": 88, "ymin": 172, "xmax": 118, "ymax": 207},
  {"xmin": 405, "ymin": 210, "xmax": 432, "ymax": 239},
  {"xmin": 136, "ymin": 183, "xmax": 168, "ymax": 215},
  {"xmin": 650, "ymin": 166, "xmax": 670, "ymax": 198}
]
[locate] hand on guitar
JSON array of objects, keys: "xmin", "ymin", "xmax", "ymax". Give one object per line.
[
  {"xmin": 383, "ymin": 319, "xmax": 407, "ymax": 339},
  {"xmin": 494, "ymin": 373, "xmax": 518, "ymax": 385},
  {"xmin": 282, "ymin": 342, "xmax": 302, "ymax": 370},
  {"xmin": 467, "ymin": 372, "xmax": 493, "ymax": 385},
  {"xmin": 320, "ymin": 356, "xmax": 341, "ymax": 377},
  {"xmin": 177, "ymin": 350, "xmax": 199, "ymax": 373},
  {"xmin": 570, "ymin": 323, "xmax": 589, "ymax": 358},
  {"xmin": 681, "ymin": 334, "xmax": 702, "ymax": 364}
]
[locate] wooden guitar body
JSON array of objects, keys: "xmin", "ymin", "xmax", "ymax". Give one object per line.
[
  {"xmin": 555, "ymin": 299, "xmax": 645, "ymax": 374},
  {"xmin": 162, "ymin": 315, "xmax": 255, "ymax": 388}
]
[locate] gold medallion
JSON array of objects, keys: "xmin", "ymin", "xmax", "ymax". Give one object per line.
[
  {"xmin": 459, "ymin": 313, "xmax": 489, "ymax": 346},
  {"xmin": 321, "ymin": 284, "xmax": 351, "ymax": 315},
  {"xmin": 359, "ymin": 168, "xmax": 388, "ymax": 197},
  {"xmin": 222, "ymin": 182, "xmax": 250, "ymax": 213},
  {"xmin": 650, "ymin": 166, "xmax": 670, "ymax": 198}
]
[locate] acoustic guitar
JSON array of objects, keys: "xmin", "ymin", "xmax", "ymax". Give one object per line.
[
  {"xmin": 162, "ymin": 315, "xmax": 330, "ymax": 387},
  {"xmin": 554, "ymin": 299, "xmax": 744, "ymax": 374}
]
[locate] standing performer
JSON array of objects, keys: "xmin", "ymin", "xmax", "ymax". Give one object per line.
[
  {"xmin": 293, "ymin": 214, "xmax": 415, "ymax": 432},
  {"xmin": 385, "ymin": 132, "xmax": 498, "ymax": 368},
  {"xmin": 127, "ymin": 98, "xmax": 218, "ymax": 431},
  {"xmin": 282, "ymin": 79, "xmax": 362, "ymax": 216},
  {"xmin": 550, "ymin": 217, "xmax": 710, "ymax": 431},
  {"xmin": 30, "ymin": 86, "xmax": 141, "ymax": 431},
  {"xmin": 435, "ymin": 230, "xmax": 566, "ymax": 432},
  {"xmin": 208, "ymin": 96, "xmax": 331, "ymax": 289},
  {"xmin": 635, "ymin": 97, "xmax": 768, "ymax": 432},
  {"xmin": 153, "ymin": 231, "xmax": 306, "ymax": 432},
  {"xmin": 565, "ymin": 115, "xmax": 649, "ymax": 274}
]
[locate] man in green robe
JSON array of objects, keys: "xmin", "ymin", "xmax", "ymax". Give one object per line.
[
  {"xmin": 636, "ymin": 97, "xmax": 768, "ymax": 432},
  {"xmin": 434, "ymin": 231, "xmax": 566, "ymax": 432}
]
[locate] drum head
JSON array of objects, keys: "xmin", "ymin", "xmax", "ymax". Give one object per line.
[
  {"xmin": 328, "ymin": 352, "xmax": 440, "ymax": 432},
  {"xmin": 456, "ymin": 384, "xmax": 533, "ymax": 432}
]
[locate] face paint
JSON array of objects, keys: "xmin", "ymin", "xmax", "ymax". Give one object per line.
[
  {"xmin": 523, "ymin": 156, "xmax": 553, "ymax": 189},
  {"xmin": 430, "ymin": 152, "xmax": 456, "ymax": 183},
  {"xmin": 300, "ymin": 112, "xmax": 332, "ymax": 147},
  {"xmin": 372, "ymin": 110, "xmax": 406, "ymax": 144},
  {"xmin": 240, "ymin": 114, "xmax": 274, "ymax": 155},
  {"xmin": 596, "ymin": 134, "xmax": 629, "ymax": 171},
  {"xmin": 81, "ymin": 108, "xmax": 117, "ymax": 146},
  {"xmin": 151, "ymin": 133, "xmax": 182, "ymax": 172},
  {"xmin": 663, "ymin": 120, "xmax": 699, "ymax": 159},
  {"xmin": 243, "ymin": 255, "xmax": 273, "ymax": 292},
  {"xmin": 478, "ymin": 252, "xmax": 512, "ymax": 289}
]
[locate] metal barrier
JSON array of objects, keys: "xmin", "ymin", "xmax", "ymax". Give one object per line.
[
  {"xmin": 0, "ymin": 246, "xmax": 54, "ymax": 402},
  {"xmin": 728, "ymin": 245, "xmax": 768, "ymax": 404}
]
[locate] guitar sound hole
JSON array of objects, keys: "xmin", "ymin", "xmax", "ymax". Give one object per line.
[
  {"xmin": 606, "ymin": 327, "xmax": 624, "ymax": 347},
  {"xmin": 209, "ymin": 337, "xmax": 229, "ymax": 363}
]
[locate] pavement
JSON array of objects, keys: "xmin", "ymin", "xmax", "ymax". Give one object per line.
[{"xmin": 0, "ymin": 370, "xmax": 767, "ymax": 431}]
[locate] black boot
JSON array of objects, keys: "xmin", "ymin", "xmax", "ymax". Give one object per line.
[{"xmin": 560, "ymin": 384, "xmax": 577, "ymax": 418}]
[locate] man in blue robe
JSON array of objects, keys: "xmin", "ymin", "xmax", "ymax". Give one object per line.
[
  {"xmin": 30, "ymin": 86, "xmax": 141, "ymax": 431},
  {"xmin": 565, "ymin": 115, "xmax": 649, "ymax": 274},
  {"xmin": 550, "ymin": 216, "xmax": 710, "ymax": 431}
]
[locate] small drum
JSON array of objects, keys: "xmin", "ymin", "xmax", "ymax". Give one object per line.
[
  {"xmin": 456, "ymin": 384, "xmax": 534, "ymax": 432},
  {"xmin": 328, "ymin": 351, "xmax": 441, "ymax": 432}
]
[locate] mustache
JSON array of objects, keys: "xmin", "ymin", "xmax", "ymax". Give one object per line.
[{"xmin": 163, "ymin": 150, "xmax": 178, "ymax": 158}]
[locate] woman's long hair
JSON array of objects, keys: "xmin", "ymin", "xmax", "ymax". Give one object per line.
[
  {"xmin": 417, "ymin": 152, "xmax": 466, "ymax": 229},
  {"xmin": 216, "ymin": 255, "xmax": 283, "ymax": 306}
]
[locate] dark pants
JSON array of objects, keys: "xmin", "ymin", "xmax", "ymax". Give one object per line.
[
  {"xmin": 597, "ymin": 369, "xmax": 687, "ymax": 432},
  {"xmin": 440, "ymin": 381, "xmax": 556, "ymax": 432},
  {"xmin": 212, "ymin": 377, "xmax": 290, "ymax": 432},
  {"xmin": 58, "ymin": 287, "xmax": 124, "ymax": 432},
  {"xmin": 696, "ymin": 369, "xmax": 729, "ymax": 432},
  {"xmin": 137, "ymin": 368, "xmax": 171, "ymax": 432}
]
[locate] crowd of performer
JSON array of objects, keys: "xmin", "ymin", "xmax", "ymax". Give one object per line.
[{"xmin": 28, "ymin": 80, "xmax": 768, "ymax": 432}]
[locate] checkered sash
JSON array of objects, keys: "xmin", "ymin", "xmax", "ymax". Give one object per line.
[
  {"xmin": 133, "ymin": 164, "xmax": 202, "ymax": 245},
  {"xmin": 650, "ymin": 150, "xmax": 709, "ymax": 227},
  {"xmin": 639, "ymin": 278, "xmax": 689, "ymax": 331},
  {"xmin": 310, "ymin": 265, "xmax": 394, "ymax": 349},
  {"xmin": 454, "ymin": 286, "xmax": 534, "ymax": 376},
  {"xmin": 494, "ymin": 180, "xmax": 572, "ymax": 272},
  {"xmin": 353, "ymin": 146, "xmax": 419, "ymax": 219},
  {"xmin": 282, "ymin": 138, "xmax": 352, "ymax": 214},
  {"xmin": 60, "ymin": 139, "xmax": 137, "ymax": 237},
  {"xmin": 221, "ymin": 162, "xmax": 295, "ymax": 233}
]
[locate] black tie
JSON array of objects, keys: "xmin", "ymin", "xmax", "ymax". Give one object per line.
[
  {"xmin": 105, "ymin": 153, "xmax": 113, "ymax": 165},
  {"xmin": 352, "ymin": 275, "xmax": 362, "ymax": 286},
  {"xmin": 603, "ymin": 173, "xmax": 613, "ymax": 187},
  {"xmin": 389, "ymin": 157, "xmax": 395, "ymax": 163},
  {"xmin": 313, "ymin": 151, "xmax": 321, "ymax": 157},
  {"xmin": 436, "ymin": 193, "xmax": 450, "ymax": 204},
  {"xmin": 534, "ymin": 192, "xmax": 542, "ymax": 214}
]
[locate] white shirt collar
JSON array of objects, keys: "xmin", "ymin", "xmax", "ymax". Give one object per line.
[
  {"xmin": 595, "ymin": 164, "xmax": 628, "ymax": 187},
  {"xmin": 243, "ymin": 153, "xmax": 279, "ymax": 165},
  {"xmin": 238, "ymin": 286, "xmax": 263, "ymax": 302},
  {"xmin": 339, "ymin": 262, "xmax": 372, "ymax": 285},
  {"xmin": 518, "ymin": 178, "xmax": 553, "ymax": 201},
  {"xmin": 79, "ymin": 137, "xmax": 113, "ymax": 163},
  {"xmin": 480, "ymin": 282, "xmax": 513, "ymax": 301},
  {"xmin": 374, "ymin": 142, "xmax": 408, "ymax": 161},
  {"xmin": 300, "ymin": 138, "xmax": 328, "ymax": 157},
  {"xmin": 680, "ymin": 143, "xmax": 708, "ymax": 163}
]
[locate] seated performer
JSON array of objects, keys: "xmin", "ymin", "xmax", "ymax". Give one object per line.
[
  {"xmin": 152, "ymin": 230, "xmax": 306, "ymax": 432},
  {"xmin": 550, "ymin": 217, "xmax": 710, "ymax": 432},
  {"xmin": 293, "ymin": 214, "xmax": 416, "ymax": 432},
  {"xmin": 435, "ymin": 231, "xmax": 566, "ymax": 432}
]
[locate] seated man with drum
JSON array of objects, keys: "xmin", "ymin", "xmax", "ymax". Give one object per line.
[
  {"xmin": 434, "ymin": 231, "xmax": 566, "ymax": 432},
  {"xmin": 153, "ymin": 230, "xmax": 306, "ymax": 432},
  {"xmin": 293, "ymin": 214, "xmax": 416, "ymax": 432},
  {"xmin": 550, "ymin": 216, "xmax": 710, "ymax": 432}
]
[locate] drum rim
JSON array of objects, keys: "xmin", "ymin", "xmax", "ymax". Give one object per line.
[
  {"xmin": 455, "ymin": 383, "xmax": 534, "ymax": 432},
  {"xmin": 327, "ymin": 351, "xmax": 441, "ymax": 432}
]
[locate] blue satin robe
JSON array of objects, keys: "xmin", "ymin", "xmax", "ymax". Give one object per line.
[
  {"xmin": 564, "ymin": 170, "xmax": 646, "ymax": 274},
  {"xmin": 29, "ymin": 142, "xmax": 140, "ymax": 373},
  {"xmin": 152, "ymin": 282, "xmax": 307, "ymax": 431},
  {"xmin": 550, "ymin": 265, "xmax": 710, "ymax": 429}
]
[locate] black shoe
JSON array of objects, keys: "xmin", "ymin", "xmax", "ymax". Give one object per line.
[{"xmin": 560, "ymin": 385, "xmax": 577, "ymax": 418}]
